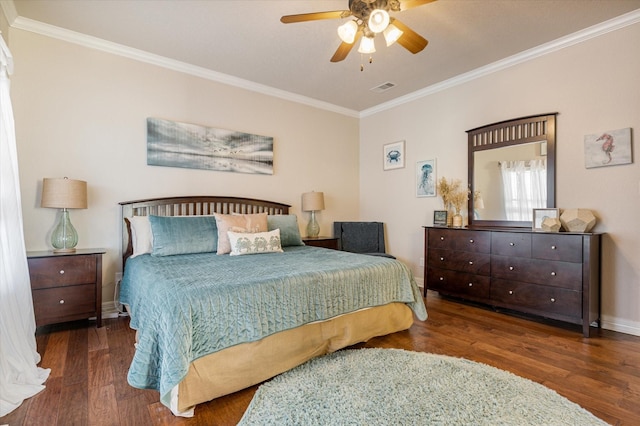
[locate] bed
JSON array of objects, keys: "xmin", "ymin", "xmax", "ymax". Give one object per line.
[{"xmin": 118, "ymin": 196, "xmax": 427, "ymax": 417}]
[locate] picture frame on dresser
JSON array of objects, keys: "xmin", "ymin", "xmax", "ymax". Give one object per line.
[
  {"xmin": 532, "ymin": 208, "xmax": 560, "ymax": 231},
  {"xmin": 433, "ymin": 210, "xmax": 448, "ymax": 227}
]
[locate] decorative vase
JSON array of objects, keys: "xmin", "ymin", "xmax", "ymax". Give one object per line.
[
  {"xmin": 447, "ymin": 203, "xmax": 454, "ymax": 227},
  {"xmin": 452, "ymin": 212, "xmax": 463, "ymax": 228}
]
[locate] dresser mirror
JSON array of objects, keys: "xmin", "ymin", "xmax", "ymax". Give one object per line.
[{"xmin": 467, "ymin": 113, "xmax": 557, "ymax": 228}]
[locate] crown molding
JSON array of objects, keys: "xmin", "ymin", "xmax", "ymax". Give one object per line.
[
  {"xmin": 10, "ymin": 15, "xmax": 360, "ymax": 118},
  {"xmin": 360, "ymin": 8, "xmax": 640, "ymax": 118},
  {"xmin": 6, "ymin": 3, "xmax": 639, "ymax": 119}
]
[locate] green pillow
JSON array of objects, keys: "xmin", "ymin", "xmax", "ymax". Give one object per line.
[
  {"xmin": 267, "ymin": 215, "xmax": 304, "ymax": 247},
  {"xmin": 149, "ymin": 215, "xmax": 218, "ymax": 256}
]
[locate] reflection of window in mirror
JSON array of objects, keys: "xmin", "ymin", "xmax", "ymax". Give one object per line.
[{"xmin": 473, "ymin": 142, "xmax": 546, "ymax": 222}]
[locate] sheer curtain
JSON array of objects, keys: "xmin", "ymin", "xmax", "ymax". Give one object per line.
[
  {"xmin": 500, "ymin": 159, "xmax": 546, "ymax": 221},
  {"xmin": 0, "ymin": 34, "xmax": 50, "ymax": 417}
]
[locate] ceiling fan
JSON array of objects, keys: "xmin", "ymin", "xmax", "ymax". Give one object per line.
[{"xmin": 280, "ymin": 0, "xmax": 436, "ymax": 63}]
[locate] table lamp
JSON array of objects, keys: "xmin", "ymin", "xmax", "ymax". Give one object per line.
[
  {"xmin": 301, "ymin": 191, "xmax": 324, "ymax": 238},
  {"xmin": 41, "ymin": 177, "xmax": 87, "ymax": 252}
]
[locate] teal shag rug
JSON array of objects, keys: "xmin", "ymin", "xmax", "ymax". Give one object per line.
[{"xmin": 239, "ymin": 348, "xmax": 607, "ymax": 426}]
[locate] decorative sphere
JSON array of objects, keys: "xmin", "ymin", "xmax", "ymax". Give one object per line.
[
  {"xmin": 541, "ymin": 217, "xmax": 562, "ymax": 232},
  {"xmin": 560, "ymin": 209, "xmax": 596, "ymax": 233}
]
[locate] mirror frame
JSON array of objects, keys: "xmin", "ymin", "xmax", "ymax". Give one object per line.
[{"xmin": 467, "ymin": 113, "xmax": 557, "ymax": 228}]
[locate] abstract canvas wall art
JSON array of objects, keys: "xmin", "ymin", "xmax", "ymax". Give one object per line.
[{"xmin": 147, "ymin": 118, "xmax": 274, "ymax": 175}]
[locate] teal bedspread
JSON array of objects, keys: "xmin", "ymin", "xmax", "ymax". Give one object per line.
[{"xmin": 119, "ymin": 246, "xmax": 427, "ymax": 409}]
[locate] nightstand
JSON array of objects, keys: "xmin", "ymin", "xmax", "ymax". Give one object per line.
[
  {"xmin": 27, "ymin": 248, "xmax": 105, "ymax": 328},
  {"xmin": 302, "ymin": 236, "xmax": 339, "ymax": 250}
]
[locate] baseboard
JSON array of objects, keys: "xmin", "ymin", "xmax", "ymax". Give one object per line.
[
  {"xmin": 102, "ymin": 301, "xmax": 126, "ymax": 319},
  {"xmin": 600, "ymin": 315, "xmax": 640, "ymax": 337}
]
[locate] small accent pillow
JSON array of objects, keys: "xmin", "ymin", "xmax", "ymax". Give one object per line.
[
  {"xmin": 128, "ymin": 216, "xmax": 153, "ymax": 258},
  {"xmin": 149, "ymin": 215, "xmax": 218, "ymax": 256},
  {"xmin": 267, "ymin": 215, "xmax": 304, "ymax": 247},
  {"xmin": 227, "ymin": 229, "xmax": 283, "ymax": 256},
  {"xmin": 213, "ymin": 213, "xmax": 268, "ymax": 255}
]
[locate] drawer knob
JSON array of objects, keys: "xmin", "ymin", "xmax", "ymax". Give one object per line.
[
  {"xmin": 469, "ymin": 261, "xmax": 473, "ymax": 265},
  {"xmin": 440, "ymin": 257, "xmax": 444, "ymax": 261},
  {"xmin": 59, "ymin": 299, "xmax": 65, "ymax": 304},
  {"xmin": 440, "ymin": 236, "xmax": 445, "ymax": 241},
  {"xmin": 551, "ymin": 271, "xmax": 556, "ymax": 276},
  {"xmin": 508, "ymin": 290, "xmax": 513, "ymax": 295},
  {"xmin": 59, "ymin": 270, "xmax": 65, "ymax": 275},
  {"xmin": 468, "ymin": 283, "xmax": 473, "ymax": 287},
  {"xmin": 551, "ymin": 245, "xmax": 557, "ymax": 250},
  {"xmin": 469, "ymin": 239, "xmax": 474, "ymax": 243},
  {"xmin": 509, "ymin": 266, "xmax": 514, "ymax": 271},
  {"xmin": 550, "ymin": 298, "xmax": 556, "ymax": 303},
  {"xmin": 439, "ymin": 277, "xmax": 444, "ymax": 281},
  {"xmin": 509, "ymin": 242, "xmax": 515, "ymax": 246}
]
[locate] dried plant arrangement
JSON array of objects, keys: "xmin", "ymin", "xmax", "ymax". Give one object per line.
[{"xmin": 437, "ymin": 177, "xmax": 469, "ymax": 214}]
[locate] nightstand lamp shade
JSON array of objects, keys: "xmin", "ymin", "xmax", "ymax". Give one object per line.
[
  {"xmin": 41, "ymin": 177, "xmax": 87, "ymax": 253},
  {"xmin": 301, "ymin": 191, "xmax": 325, "ymax": 238}
]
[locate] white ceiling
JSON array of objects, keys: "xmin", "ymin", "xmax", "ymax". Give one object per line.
[{"xmin": 6, "ymin": 0, "xmax": 640, "ymax": 114}]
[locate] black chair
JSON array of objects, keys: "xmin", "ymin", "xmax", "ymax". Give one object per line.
[{"xmin": 333, "ymin": 222, "xmax": 395, "ymax": 258}]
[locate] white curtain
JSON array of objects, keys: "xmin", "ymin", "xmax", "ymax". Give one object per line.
[
  {"xmin": 0, "ymin": 35, "xmax": 50, "ymax": 417},
  {"xmin": 500, "ymin": 159, "xmax": 546, "ymax": 221}
]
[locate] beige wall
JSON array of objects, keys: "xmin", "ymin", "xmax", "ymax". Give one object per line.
[
  {"xmin": 6, "ymin": 19, "xmax": 639, "ymax": 335},
  {"xmin": 360, "ymin": 22, "xmax": 640, "ymax": 335},
  {"xmin": 9, "ymin": 29, "xmax": 360, "ymax": 307}
]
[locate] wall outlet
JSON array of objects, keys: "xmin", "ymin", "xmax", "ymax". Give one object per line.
[
  {"xmin": 115, "ymin": 272, "xmax": 123, "ymax": 284},
  {"xmin": 419, "ymin": 257, "xmax": 424, "ymax": 267}
]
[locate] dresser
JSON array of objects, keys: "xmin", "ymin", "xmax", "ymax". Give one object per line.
[
  {"xmin": 27, "ymin": 249, "xmax": 105, "ymax": 328},
  {"xmin": 424, "ymin": 227, "xmax": 601, "ymax": 337}
]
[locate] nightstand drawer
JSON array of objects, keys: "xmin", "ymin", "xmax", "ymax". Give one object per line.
[
  {"xmin": 32, "ymin": 284, "xmax": 96, "ymax": 326},
  {"xmin": 28, "ymin": 255, "xmax": 96, "ymax": 289}
]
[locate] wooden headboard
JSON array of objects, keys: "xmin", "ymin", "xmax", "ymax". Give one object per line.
[{"xmin": 119, "ymin": 196, "xmax": 290, "ymax": 264}]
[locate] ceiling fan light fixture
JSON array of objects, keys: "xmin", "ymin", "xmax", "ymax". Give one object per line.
[
  {"xmin": 358, "ymin": 36, "xmax": 376, "ymax": 54},
  {"xmin": 383, "ymin": 23, "xmax": 403, "ymax": 46},
  {"xmin": 367, "ymin": 9, "xmax": 390, "ymax": 33},
  {"xmin": 337, "ymin": 20, "xmax": 358, "ymax": 44}
]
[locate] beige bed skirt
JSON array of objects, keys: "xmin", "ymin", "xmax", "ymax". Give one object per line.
[{"xmin": 175, "ymin": 302, "xmax": 414, "ymax": 413}]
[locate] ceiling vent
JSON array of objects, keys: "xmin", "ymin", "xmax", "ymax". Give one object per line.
[{"xmin": 370, "ymin": 81, "xmax": 396, "ymax": 93}]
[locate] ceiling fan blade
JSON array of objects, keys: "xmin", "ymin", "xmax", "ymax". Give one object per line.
[
  {"xmin": 330, "ymin": 32, "xmax": 362, "ymax": 62},
  {"xmin": 400, "ymin": 0, "xmax": 438, "ymax": 11},
  {"xmin": 281, "ymin": 10, "xmax": 350, "ymax": 24},
  {"xmin": 391, "ymin": 19, "xmax": 428, "ymax": 54}
]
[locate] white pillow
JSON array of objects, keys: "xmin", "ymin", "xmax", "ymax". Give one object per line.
[
  {"xmin": 128, "ymin": 216, "xmax": 153, "ymax": 258},
  {"xmin": 227, "ymin": 229, "xmax": 283, "ymax": 256}
]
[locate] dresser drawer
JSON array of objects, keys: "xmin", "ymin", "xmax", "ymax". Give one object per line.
[
  {"xmin": 31, "ymin": 284, "xmax": 96, "ymax": 326},
  {"xmin": 532, "ymin": 234, "xmax": 583, "ymax": 262},
  {"xmin": 491, "ymin": 232, "xmax": 531, "ymax": 257},
  {"xmin": 491, "ymin": 255, "xmax": 582, "ymax": 290},
  {"xmin": 428, "ymin": 229, "xmax": 490, "ymax": 253},
  {"xmin": 427, "ymin": 267, "xmax": 490, "ymax": 301},
  {"xmin": 427, "ymin": 248, "xmax": 490, "ymax": 275},
  {"xmin": 491, "ymin": 279, "xmax": 582, "ymax": 321},
  {"xmin": 28, "ymin": 255, "xmax": 96, "ymax": 289}
]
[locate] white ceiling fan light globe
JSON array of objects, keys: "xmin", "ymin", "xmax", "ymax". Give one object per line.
[
  {"xmin": 337, "ymin": 20, "xmax": 358, "ymax": 44},
  {"xmin": 368, "ymin": 9, "xmax": 390, "ymax": 33},
  {"xmin": 383, "ymin": 23, "xmax": 403, "ymax": 46},
  {"xmin": 358, "ymin": 36, "xmax": 376, "ymax": 54}
]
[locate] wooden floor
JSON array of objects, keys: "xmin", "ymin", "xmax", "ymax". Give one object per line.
[{"xmin": 2, "ymin": 292, "xmax": 639, "ymax": 426}]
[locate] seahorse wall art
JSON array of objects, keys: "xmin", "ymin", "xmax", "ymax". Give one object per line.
[{"xmin": 583, "ymin": 127, "xmax": 633, "ymax": 169}]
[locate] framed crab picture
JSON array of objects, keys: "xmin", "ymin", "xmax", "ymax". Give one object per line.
[
  {"xmin": 584, "ymin": 127, "xmax": 633, "ymax": 168},
  {"xmin": 383, "ymin": 140, "xmax": 405, "ymax": 170}
]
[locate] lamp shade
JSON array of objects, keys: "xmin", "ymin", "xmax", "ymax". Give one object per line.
[
  {"xmin": 358, "ymin": 36, "xmax": 376, "ymax": 54},
  {"xmin": 301, "ymin": 191, "xmax": 325, "ymax": 212},
  {"xmin": 368, "ymin": 9, "xmax": 390, "ymax": 33},
  {"xmin": 41, "ymin": 178, "xmax": 87, "ymax": 209}
]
